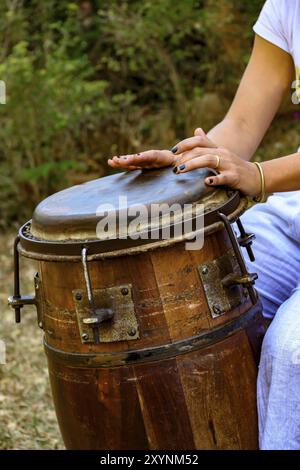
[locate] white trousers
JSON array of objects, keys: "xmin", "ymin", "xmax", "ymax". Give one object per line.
[{"xmin": 240, "ymin": 191, "xmax": 300, "ymax": 449}]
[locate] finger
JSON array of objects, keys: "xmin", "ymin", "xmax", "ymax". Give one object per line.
[
  {"xmin": 107, "ymin": 156, "xmax": 132, "ymax": 168},
  {"xmin": 111, "ymin": 150, "xmax": 174, "ymax": 168},
  {"xmin": 108, "ymin": 158, "xmax": 124, "ymax": 168},
  {"xmin": 111, "ymin": 154, "xmax": 136, "ymax": 167},
  {"xmin": 170, "ymin": 133, "xmax": 217, "ymax": 155},
  {"xmin": 176, "ymin": 151, "xmax": 228, "ymax": 172},
  {"xmin": 176, "ymin": 147, "xmax": 224, "ymax": 165},
  {"xmin": 130, "ymin": 150, "xmax": 174, "ymax": 166},
  {"xmin": 205, "ymin": 172, "xmax": 237, "ymax": 188},
  {"xmin": 107, "ymin": 159, "xmax": 142, "ymax": 171},
  {"xmin": 173, "ymin": 154, "xmax": 228, "ymax": 174}
]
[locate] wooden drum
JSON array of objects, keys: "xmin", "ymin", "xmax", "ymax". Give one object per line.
[{"xmin": 9, "ymin": 167, "xmax": 266, "ymax": 450}]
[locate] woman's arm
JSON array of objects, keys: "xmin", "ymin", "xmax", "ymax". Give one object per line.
[
  {"xmin": 172, "ymin": 34, "xmax": 295, "ymax": 162},
  {"xmin": 205, "ymin": 35, "xmax": 295, "ymax": 160},
  {"xmin": 262, "ymin": 153, "xmax": 300, "ymax": 193},
  {"xmin": 108, "ymin": 34, "xmax": 296, "ymax": 198}
]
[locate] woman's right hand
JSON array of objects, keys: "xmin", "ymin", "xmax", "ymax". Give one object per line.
[{"xmin": 107, "ymin": 128, "xmax": 217, "ymax": 171}]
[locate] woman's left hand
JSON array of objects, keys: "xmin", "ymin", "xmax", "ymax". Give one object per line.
[{"xmin": 174, "ymin": 146, "xmax": 261, "ymax": 198}]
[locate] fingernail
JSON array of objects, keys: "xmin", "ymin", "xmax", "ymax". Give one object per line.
[
  {"xmin": 137, "ymin": 153, "xmax": 141, "ymax": 155},
  {"xmin": 178, "ymin": 164, "xmax": 185, "ymax": 171},
  {"xmin": 172, "ymin": 166, "xmax": 178, "ymax": 174},
  {"xmin": 208, "ymin": 178, "xmax": 214, "ymax": 184},
  {"xmin": 170, "ymin": 146, "xmax": 178, "ymax": 154}
]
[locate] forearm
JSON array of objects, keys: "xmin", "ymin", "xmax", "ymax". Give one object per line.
[
  {"xmin": 263, "ymin": 153, "xmax": 300, "ymax": 193},
  {"xmin": 207, "ymin": 116, "xmax": 264, "ymax": 162},
  {"xmin": 206, "ymin": 36, "xmax": 294, "ymax": 163}
]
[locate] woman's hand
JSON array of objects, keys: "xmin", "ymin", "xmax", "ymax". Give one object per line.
[
  {"xmin": 107, "ymin": 128, "xmax": 215, "ymax": 170},
  {"xmin": 107, "ymin": 127, "xmax": 261, "ymax": 198},
  {"xmin": 107, "ymin": 149, "xmax": 175, "ymax": 170},
  {"xmin": 173, "ymin": 145, "xmax": 261, "ymax": 198}
]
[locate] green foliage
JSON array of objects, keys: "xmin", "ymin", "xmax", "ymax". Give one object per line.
[{"xmin": 0, "ymin": 0, "xmax": 272, "ymax": 228}]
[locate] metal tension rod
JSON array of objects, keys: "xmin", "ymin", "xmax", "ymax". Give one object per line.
[
  {"xmin": 8, "ymin": 236, "xmax": 36, "ymax": 323},
  {"xmin": 218, "ymin": 212, "xmax": 257, "ymax": 305},
  {"xmin": 81, "ymin": 246, "xmax": 100, "ymax": 344},
  {"xmin": 81, "ymin": 247, "xmax": 115, "ymax": 344},
  {"xmin": 236, "ymin": 218, "xmax": 255, "ymax": 262}
]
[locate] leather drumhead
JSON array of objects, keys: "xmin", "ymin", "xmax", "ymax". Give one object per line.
[{"xmin": 31, "ymin": 167, "xmax": 225, "ymax": 241}]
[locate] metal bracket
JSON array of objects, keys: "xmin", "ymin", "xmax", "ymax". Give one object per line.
[
  {"xmin": 198, "ymin": 212, "xmax": 258, "ymax": 319},
  {"xmin": 73, "ymin": 284, "xmax": 139, "ymax": 344},
  {"xmin": 199, "ymin": 248, "xmax": 244, "ymax": 318},
  {"xmin": 8, "ymin": 236, "xmax": 41, "ymax": 324}
]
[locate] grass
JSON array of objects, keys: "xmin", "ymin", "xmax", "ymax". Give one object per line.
[{"xmin": 0, "ymin": 233, "xmax": 63, "ymax": 450}]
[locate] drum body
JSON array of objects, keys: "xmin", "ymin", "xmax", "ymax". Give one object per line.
[{"xmin": 10, "ymin": 168, "xmax": 266, "ymax": 450}]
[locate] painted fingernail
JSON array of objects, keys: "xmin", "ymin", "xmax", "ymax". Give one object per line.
[
  {"xmin": 178, "ymin": 164, "xmax": 185, "ymax": 171},
  {"xmin": 170, "ymin": 146, "xmax": 178, "ymax": 154},
  {"xmin": 172, "ymin": 166, "xmax": 178, "ymax": 174},
  {"xmin": 137, "ymin": 153, "xmax": 141, "ymax": 155},
  {"xmin": 208, "ymin": 178, "xmax": 214, "ymax": 184}
]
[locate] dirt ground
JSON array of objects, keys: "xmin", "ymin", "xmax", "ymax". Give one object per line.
[{"xmin": 0, "ymin": 233, "xmax": 63, "ymax": 450}]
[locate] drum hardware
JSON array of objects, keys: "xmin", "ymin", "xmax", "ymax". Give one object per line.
[
  {"xmin": 74, "ymin": 246, "xmax": 139, "ymax": 344},
  {"xmin": 8, "ymin": 236, "xmax": 43, "ymax": 326},
  {"xmin": 199, "ymin": 248, "xmax": 244, "ymax": 319},
  {"xmin": 73, "ymin": 284, "xmax": 139, "ymax": 344},
  {"xmin": 222, "ymin": 272, "xmax": 258, "ymax": 287},
  {"xmin": 198, "ymin": 213, "xmax": 258, "ymax": 319},
  {"xmin": 218, "ymin": 212, "xmax": 257, "ymax": 305},
  {"xmin": 236, "ymin": 218, "xmax": 255, "ymax": 262},
  {"xmin": 80, "ymin": 246, "xmax": 114, "ymax": 344}
]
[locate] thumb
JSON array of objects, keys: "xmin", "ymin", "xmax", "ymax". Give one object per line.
[{"xmin": 194, "ymin": 127, "xmax": 206, "ymax": 137}]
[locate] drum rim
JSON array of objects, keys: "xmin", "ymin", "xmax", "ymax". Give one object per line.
[{"xmin": 18, "ymin": 191, "xmax": 246, "ymax": 260}]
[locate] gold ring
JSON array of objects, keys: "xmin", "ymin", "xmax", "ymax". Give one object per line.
[{"xmin": 215, "ymin": 155, "xmax": 221, "ymax": 170}]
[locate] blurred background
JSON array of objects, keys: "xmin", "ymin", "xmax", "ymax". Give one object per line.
[{"xmin": 0, "ymin": 0, "xmax": 299, "ymax": 449}]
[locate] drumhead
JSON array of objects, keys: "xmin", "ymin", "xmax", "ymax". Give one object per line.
[{"xmin": 19, "ymin": 167, "xmax": 245, "ymax": 257}]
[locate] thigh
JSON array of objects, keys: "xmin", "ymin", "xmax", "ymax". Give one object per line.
[
  {"xmin": 239, "ymin": 192, "xmax": 300, "ymax": 318},
  {"xmin": 257, "ymin": 286, "xmax": 300, "ymax": 449},
  {"xmin": 261, "ymin": 285, "xmax": 300, "ymax": 360}
]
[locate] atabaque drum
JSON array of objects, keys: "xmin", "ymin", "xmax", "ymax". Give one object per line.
[{"xmin": 9, "ymin": 167, "xmax": 266, "ymax": 450}]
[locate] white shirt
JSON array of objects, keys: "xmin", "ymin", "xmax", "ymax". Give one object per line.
[{"xmin": 254, "ymin": 0, "xmax": 300, "ymax": 103}]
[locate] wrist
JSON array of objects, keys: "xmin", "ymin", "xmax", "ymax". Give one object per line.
[
  {"xmin": 252, "ymin": 161, "xmax": 266, "ymax": 202},
  {"xmin": 244, "ymin": 161, "xmax": 262, "ymax": 198}
]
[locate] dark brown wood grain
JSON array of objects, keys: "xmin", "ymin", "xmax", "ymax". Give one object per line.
[
  {"xmin": 48, "ymin": 360, "xmax": 149, "ymax": 450},
  {"xmin": 133, "ymin": 358, "xmax": 195, "ymax": 450}
]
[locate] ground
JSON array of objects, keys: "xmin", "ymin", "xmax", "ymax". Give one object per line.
[{"xmin": 0, "ymin": 233, "xmax": 63, "ymax": 450}]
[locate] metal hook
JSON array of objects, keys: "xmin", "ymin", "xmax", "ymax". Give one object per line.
[{"xmin": 81, "ymin": 246, "xmax": 114, "ymax": 344}]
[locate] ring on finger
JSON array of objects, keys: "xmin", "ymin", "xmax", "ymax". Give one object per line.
[{"xmin": 215, "ymin": 155, "xmax": 221, "ymax": 170}]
